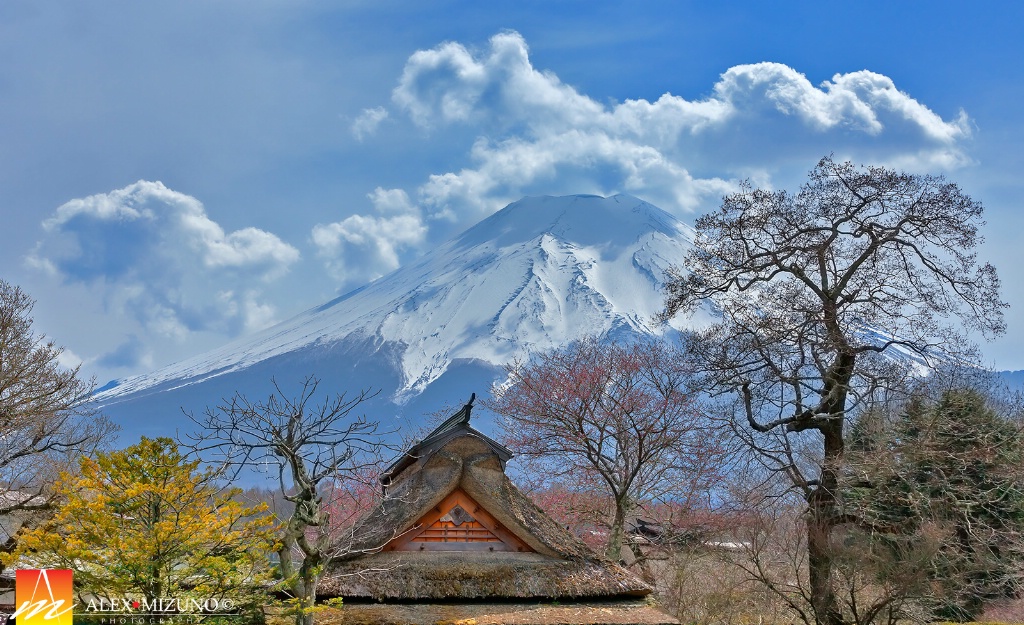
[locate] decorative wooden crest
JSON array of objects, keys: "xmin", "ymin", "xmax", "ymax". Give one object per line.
[{"xmin": 385, "ymin": 489, "xmax": 532, "ymax": 553}]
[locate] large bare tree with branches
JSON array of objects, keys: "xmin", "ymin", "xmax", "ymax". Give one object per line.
[
  {"xmin": 0, "ymin": 279, "xmax": 113, "ymax": 561},
  {"xmin": 488, "ymin": 337, "xmax": 724, "ymax": 563},
  {"xmin": 186, "ymin": 377, "xmax": 384, "ymax": 625},
  {"xmin": 663, "ymin": 157, "xmax": 1006, "ymax": 625}
]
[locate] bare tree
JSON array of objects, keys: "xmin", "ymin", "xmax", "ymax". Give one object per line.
[
  {"xmin": 488, "ymin": 337, "xmax": 724, "ymax": 563},
  {"xmin": 186, "ymin": 376, "xmax": 385, "ymax": 625},
  {"xmin": 663, "ymin": 157, "xmax": 1006, "ymax": 625},
  {"xmin": 0, "ymin": 279, "xmax": 114, "ymax": 561}
]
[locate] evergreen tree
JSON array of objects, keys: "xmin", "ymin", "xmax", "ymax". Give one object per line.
[{"xmin": 848, "ymin": 389, "xmax": 1024, "ymax": 620}]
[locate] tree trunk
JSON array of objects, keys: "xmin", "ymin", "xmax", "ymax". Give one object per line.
[
  {"xmin": 606, "ymin": 498, "xmax": 628, "ymax": 562},
  {"xmin": 296, "ymin": 554, "xmax": 321, "ymax": 625},
  {"xmin": 278, "ymin": 537, "xmax": 310, "ymax": 625},
  {"xmin": 299, "ymin": 581, "xmax": 316, "ymax": 625},
  {"xmin": 807, "ymin": 497, "xmax": 841, "ymax": 625},
  {"xmin": 806, "ymin": 418, "xmax": 846, "ymax": 625}
]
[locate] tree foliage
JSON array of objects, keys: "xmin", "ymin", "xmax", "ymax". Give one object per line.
[
  {"xmin": 488, "ymin": 337, "xmax": 724, "ymax": 562},
  {"xmin": 663, "ymin": 156, "xmax": 1006, "ymax": 625},
  {"xmin": 187, "ymin": 376, "xmax": 385, "ymax": 625},
  {"xmin": 4, "ymin": 437, "xmax": 275, "ymax": 613},
  {"xmin": 846, "ymin": 387, "xmax": 1024, "ymax": 621},
  {"xmin": 0, "ymin": 279, "xmax": 114, "ymax": 557}
]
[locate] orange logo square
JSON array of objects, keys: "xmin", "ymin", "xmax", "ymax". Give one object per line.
[{"xmin": 14, "ymin": 569, "xmax": 73, "ymax": 624}]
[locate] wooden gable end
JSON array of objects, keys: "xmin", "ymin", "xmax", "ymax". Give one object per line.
[{"xmin": 385, "ymin": 489, "xmax": 533, "ymax": 553}]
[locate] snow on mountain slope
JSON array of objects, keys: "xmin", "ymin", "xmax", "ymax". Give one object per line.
[{"xmin": 94, "ymin": 194, "xmax": 714, "ymax": 416}]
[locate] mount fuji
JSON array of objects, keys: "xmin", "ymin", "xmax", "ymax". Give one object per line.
[{"xmin": 93, "ymin": 194, "xmax": 717, "ymax": 441}]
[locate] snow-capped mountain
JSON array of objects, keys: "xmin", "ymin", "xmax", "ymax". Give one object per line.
[{"xmin": 94, "ymin": 194, "xmax": 715, "ymax": 440}]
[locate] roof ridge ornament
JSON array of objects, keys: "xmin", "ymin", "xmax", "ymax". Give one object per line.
[{"xmin": 380, "ymin": 392, "xmax": 513, "ymax": 488}]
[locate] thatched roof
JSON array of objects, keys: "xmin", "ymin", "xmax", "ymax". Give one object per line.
[
  {"xmin": 320, "ymin": 551, "xmax": 650, "ymax": 601},
  {"xmin": 322, "ymin": 399, "xmax": 652, "ymax": 601},
  {"xmin": 267, "ymin": 600, "xmax": 680, "ymax": 625},
  {"xmin": 380, "ymin": 393, "xmax": 512, "ymax": 487}
]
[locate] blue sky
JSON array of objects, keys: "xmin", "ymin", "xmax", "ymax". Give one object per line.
[{"xmin": 3, "ymin": 1, "xmax": 1024, "ymax": 384}]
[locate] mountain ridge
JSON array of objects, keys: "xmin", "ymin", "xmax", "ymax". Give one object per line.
[
  {"xmin": 89, "ymin": 192, "xmax": 984, "ymax": 446},
  {"xmin": 93, "ymin": 194, "xmax": 711, "ymax": 441}
]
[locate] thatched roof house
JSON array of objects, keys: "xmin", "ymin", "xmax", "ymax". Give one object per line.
[{"xmin": 320, "ymin": 395, "xmax": 652, "ymax": 602}]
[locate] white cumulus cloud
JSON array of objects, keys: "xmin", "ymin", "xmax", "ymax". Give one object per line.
[
  {"xmin": 351, "ymin": 106, "xmax": 389, "ymax": 140},
  {"xmin": 379, "ymin": 31, "xmax": 972, "ymax": 226},
  {"xmin": 28, "ymin": 181, "xmax": 300, "ymax": 341},
  {"xmin": 312, "ymin": 187, "xmax": 426, "ymax": 284}
]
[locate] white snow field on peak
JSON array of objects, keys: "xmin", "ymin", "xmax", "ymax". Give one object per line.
[{"xmin": 93, "ymin": 194, "xmax": 713, "ymax": 414}]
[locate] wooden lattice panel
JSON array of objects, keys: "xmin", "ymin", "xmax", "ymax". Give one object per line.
[
  {"xmin": 413, "ymin": 506, "xmax": 502, "ymax": 544},
  {"xmin": 386, "ymin": 489, "xmax": 532, "ymax": 552}
]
